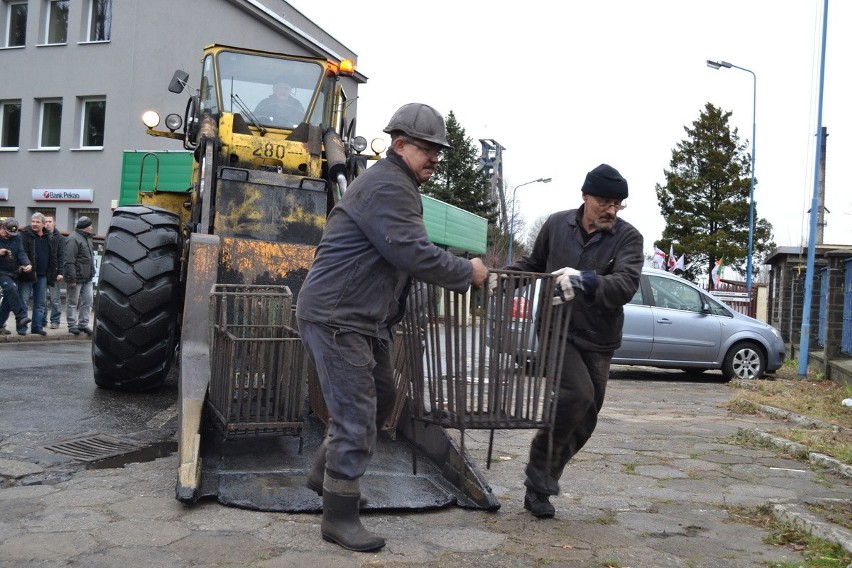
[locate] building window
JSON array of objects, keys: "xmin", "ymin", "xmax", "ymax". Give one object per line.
[
  {"xmin": 1, "ymin": 100, "xmax": 21, "ymax": 148},
  {"xmin": 45, "ymin": 0, "xmax": 68, "ymax": 44},
  {"xmin": 5, "ymin": 0, "xmax": 27, "ymax": 47},
  {"xmin": 81, "ymin": 98, "xmax": 105, "ymax": 147},
  {"xmin": 39, "ymin": 99, "xmax": 62, "ymax": 148},
  {"xmin": 87, "ymin": 0, "xmax": 110, "ymax": 42},
  {"xmin": 36, "ymin": 206, "xmax": 56, "ymax": 220},
  {"xmin": 0, "ymin": 206, "xmax": 15, "ymax": 219}
]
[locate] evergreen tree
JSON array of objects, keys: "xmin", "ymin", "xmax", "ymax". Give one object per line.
[
  {"xmin": 421, "ymin": 111, "xmax": 497, "ymax": 224},
  {"xmin": 655, "ymin": 103, "xmax": 773, "ymax": 287}
]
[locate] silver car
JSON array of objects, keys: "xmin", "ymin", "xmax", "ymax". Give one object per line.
[{"xmin": 490, "ymin": 267, "xmax": 786, "ymax": 381}]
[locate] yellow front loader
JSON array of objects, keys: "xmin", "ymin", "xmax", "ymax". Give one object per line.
[{"xmin": 90, "ymin": 44, "xmax": 499, "ymax": 512}]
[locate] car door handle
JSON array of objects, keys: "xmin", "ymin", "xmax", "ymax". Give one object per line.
[{"xmin": 656, "ymin": 318, "xmax": 672, "ymax": 325}]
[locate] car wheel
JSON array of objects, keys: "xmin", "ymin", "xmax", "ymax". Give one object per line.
[{"xmin": 722, "ymin": 341, "xmax": 765, "ymax": 381}]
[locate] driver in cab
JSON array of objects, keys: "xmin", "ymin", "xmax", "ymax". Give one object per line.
[{"xmin": 254, "ymin": 77, "xmax": 305, "ymax": 126}]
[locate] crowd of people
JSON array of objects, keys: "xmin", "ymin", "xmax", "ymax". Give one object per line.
[{"xmin": 0, "ymin": 214, "xmax": 96, "ymax": 336}]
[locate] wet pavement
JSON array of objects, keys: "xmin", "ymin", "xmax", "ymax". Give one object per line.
[{"xmin": 1, "ymin": 339, "xmax": 851, "ymax": 567}]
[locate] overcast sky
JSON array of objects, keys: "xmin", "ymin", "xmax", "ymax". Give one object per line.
[{"xmin": 292, "ymin": 1, "xmax": 850, "ymax": 257}]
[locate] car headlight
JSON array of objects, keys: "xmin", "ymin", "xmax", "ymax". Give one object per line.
[{"xmin": 767, "ymin": 325, "xmax": 782, "ymax": 341}]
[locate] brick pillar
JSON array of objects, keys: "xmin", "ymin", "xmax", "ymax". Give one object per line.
[{"xmin": 821, "ymin": 252, "xmax": 846, "ymax": 375}]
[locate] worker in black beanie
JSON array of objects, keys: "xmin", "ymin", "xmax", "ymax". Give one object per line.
[{"xmin": 503, "ymin": 163, "xmax": 644, "ymax": 518}]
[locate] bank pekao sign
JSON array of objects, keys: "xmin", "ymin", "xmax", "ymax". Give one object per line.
[{"xmin": 32, "ymin": 189, "xmax": 94, "ymax": 202}]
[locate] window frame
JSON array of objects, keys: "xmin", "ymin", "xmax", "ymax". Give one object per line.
[
  {"xmin": 79, "ymin": 97, "xmax": 106, "ymax": 149},
  {"xmin": 38, "ymin": 98, "xmax": 63, "ymax": 149},
  {"xmin": 0, "ymin": 99, "xmax": 22, "ymax": 149},
  {"xmin": 44, "ymin": 0, "xmax": 69, "ymax": 45},
  {"xmin": 85, "ymin": 0, "xmax": 110, "ymax": 42},
  {"xmin": 5, "ymin": 0, "xmax": 27, "ymax": 47}
]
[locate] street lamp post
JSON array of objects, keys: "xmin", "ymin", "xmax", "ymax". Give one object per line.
[
  {"xmin": 707, "ymin": 59, "xmax": 757, "ymax": 294},
  {"xmin": 507, "ymin": 177, "xmax": 551, "ymax": 264}
]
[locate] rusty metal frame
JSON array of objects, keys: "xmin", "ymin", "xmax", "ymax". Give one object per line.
[{"xmin": 207, "ymin": 285, "xmax": 310, "ymax": 439}]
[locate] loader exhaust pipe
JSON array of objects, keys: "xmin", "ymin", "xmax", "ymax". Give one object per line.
[{"xmin": 323, "ymin": 128, "xmax": 348, "ymax": 201}]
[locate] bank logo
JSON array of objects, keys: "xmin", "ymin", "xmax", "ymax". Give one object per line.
[{"xmin": 32, "ymin": 189, "xmax": 94, "ymax": 202}]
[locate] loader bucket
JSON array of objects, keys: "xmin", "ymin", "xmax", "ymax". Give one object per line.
[{"xmin": 185, "ymin": 284, "xmax": 500, "ymax": 512}]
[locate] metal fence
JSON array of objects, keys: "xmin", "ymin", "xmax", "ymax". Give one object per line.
[{"xmin": 706, "ymin": 281, "xmax": 757, "ymax": 318}]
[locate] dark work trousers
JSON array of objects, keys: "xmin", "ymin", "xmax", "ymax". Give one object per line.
[
  {"xmin": 298, "ymin": 318, "xmax": 397, "ymax": 481},
  {"xmin": 0, "ymin": 273, "xmax": 28, "ymax": 323},
  {"xmin": 525, "ymin": 340, "xmax": 612, "ymax": 496}
]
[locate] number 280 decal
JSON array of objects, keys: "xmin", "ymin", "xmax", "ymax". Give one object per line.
[{"xmin": 253, "ymin": 143, "xmax": 288, "ymax": 159}]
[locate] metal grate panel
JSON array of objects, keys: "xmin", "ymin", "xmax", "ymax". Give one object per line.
[
  {"xmin": 208, "ymin": 284, "xmax": 310, "ymax": 437},
  {"xmin": 401, "ymin": 270, "xmax": 570, "ymax": 431},
  {"xmin": 44, "ymin": 434, "xmax": 140, "ymax": 462}
]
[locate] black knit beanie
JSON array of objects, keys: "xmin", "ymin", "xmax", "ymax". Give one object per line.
[{"xmin": 581, "ymin": 164, "xmax": 628, "ymax": 199}]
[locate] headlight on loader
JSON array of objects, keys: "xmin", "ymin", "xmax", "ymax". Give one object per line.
[
  {"xmin": 165, "ymin": 113, "xmax": 183, "ymax": 132},
  {"xmin": 142, "ymin": 111, "xmax": 160, "ymax": 128}
]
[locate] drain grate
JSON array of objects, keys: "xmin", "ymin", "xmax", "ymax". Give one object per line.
[{"xmin": 45, "ymin": 434, "xmax": 141, "ymax": 463}]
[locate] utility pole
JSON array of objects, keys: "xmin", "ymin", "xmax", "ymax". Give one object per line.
[{"xmin": 816, "ymin": 126, "xmax": 828, "ymax": 245}]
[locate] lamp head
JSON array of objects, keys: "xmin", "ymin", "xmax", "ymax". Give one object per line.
[{"xmin": 706, "ymin": 59, "xmax": 733, "ymax": 70}]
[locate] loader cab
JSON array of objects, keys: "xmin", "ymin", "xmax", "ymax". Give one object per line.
[{"xmin": 197, "ymin": 47, "xmax": 348, "ymax": 134}]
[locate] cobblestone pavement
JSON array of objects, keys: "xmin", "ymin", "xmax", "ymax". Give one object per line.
[{"xmin": 1, "ymin": 340, "xmax": 850, "ymax": 567}]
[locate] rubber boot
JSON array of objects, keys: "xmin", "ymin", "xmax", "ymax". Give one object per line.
[
  {"xmin": 321, "ymin": 475, "xmax": 385, "ymax": 552},
  {"xmin": 307, "ymin": 444, "xmax": 367, "ymax": 507}
]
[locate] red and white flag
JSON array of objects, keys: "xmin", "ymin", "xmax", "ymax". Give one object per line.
[
  {"xmin": 667, "ymin": 244, "xmax": 676, "ymax": 271},
  {"xmin": 653, "ymin": 246, "xmax": 666, "ymax": 269}
]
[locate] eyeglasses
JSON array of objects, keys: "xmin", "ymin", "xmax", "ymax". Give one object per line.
[
  {"xmin": 591, "ymin": 196, "xmax": 626, "ymax": 211},
  {"xmin": 405, "ymin": 139, "xmax": 444, "ymax": 159}
]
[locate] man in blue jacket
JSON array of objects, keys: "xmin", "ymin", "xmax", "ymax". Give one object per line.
[
  {"xmin": 18, "ymin": 212, "xmax": 57, "ymax": 335},
  {"xmin": 297, "ymin": 103, "xmax": 488, "ymax": 552},
  {"xmin": 0, "ymin": 218, "xmax": 33, "ymax": 334}
]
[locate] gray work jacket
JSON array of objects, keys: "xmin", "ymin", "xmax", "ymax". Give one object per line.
[
  {"xmin": 296, "ymin": 151, "xmax": 472, "ymax": 340},
  {"xmin": 64, "ymin": 229, "xmax": 95, "ymax": 284}
]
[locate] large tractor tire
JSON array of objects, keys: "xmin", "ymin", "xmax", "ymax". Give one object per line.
[{"xmin": 92, "ymin": 205, "xmax": 182, "ymax": 391}]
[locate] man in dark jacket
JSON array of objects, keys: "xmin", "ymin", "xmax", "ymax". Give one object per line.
[
  {"xmin": 0, "ymin": 218, "xmax": 33, "ymax": 334},
  {"xmin": 506, "ymin": 164, "xmax": 644, "ymax": 519},
  {"xmin": 42, "ymin": 215, "xmax": 65, "ymax": 329},
  {"xmin": 296, "ymin": 103, "xmax": 488, "ymax": 552},
  {"xmin": 64, "ymin": 216, "xmax": 95, "ymax": 336},
  {"xmin": 18, "ymin": 212, "xmax": 57, "ymax": 335}
]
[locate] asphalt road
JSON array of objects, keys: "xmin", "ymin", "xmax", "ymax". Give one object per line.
[{"xmin": 1, "ymin": 340, "xmax": 850, "ymax": 567}]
